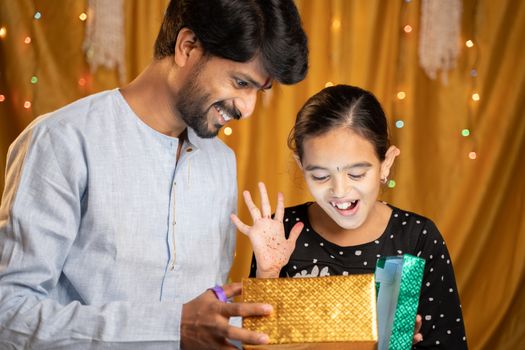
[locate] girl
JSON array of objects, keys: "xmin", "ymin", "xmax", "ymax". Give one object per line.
[{"xmin": 231, "ymin": 85, "xmax": 467, "ymax": 349}]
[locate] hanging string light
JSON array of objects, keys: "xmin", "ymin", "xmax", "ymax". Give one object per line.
[
  {"xmin": 223, "ymin": 127, "xmax": 233, "ymax": 136},
  {"xmin": 0, "ymin": 27, "xmax": 6, "ymax": 104},
  {"xmin": 2, "ymin": 6, "xmax": 98, "ymax": 115},
  {"xmin": 464, "ymin": 0, "xmax": 480, "ymax": 160},
  {"xmin": 390, "ymin": 0, "xmax": 414, "ymax": 190},
  {"xmin": 26, "ymin": 8, "xmax": 41, "ymax": 114}
]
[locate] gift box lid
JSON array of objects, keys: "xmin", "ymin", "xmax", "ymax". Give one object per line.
[{"xmin": 242, "ymin": 274, "xmax": 378, "ymax": 348}]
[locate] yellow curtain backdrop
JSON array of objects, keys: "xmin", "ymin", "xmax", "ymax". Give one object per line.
[{"xmin": 1, "ymin": 1, "xmax": 524, "ymax": 349}]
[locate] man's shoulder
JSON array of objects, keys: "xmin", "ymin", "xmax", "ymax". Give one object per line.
[
  {"xmin": 35, "ymin": 89, "xmax": 118, "ymax": 129},
  {"xmin": 19, "ymin": 90, "xmax": 118, "ymax": 141},
  {"xmin": 9, "ymin": 90, "xmax": 118, "ymax": 151}
]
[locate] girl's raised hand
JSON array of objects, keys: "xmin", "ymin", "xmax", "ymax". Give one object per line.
[{"xmin": 231, "ymin": 182, "xmax": 304, "ymax": 278}]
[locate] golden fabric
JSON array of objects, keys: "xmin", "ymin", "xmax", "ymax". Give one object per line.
[
  {"xmin": 1, "ymin": 1, "xmax": 524, "ymax": 348},
  {"xmin": 242, "ymin": 275, "xmax": 377, "ymax": 349}
]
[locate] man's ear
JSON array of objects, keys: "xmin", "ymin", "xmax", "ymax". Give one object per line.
[
  {"xmin": 380, "ymin": 145, "xmax": 400, "ymax": 180},
  {"xmin": 174, "ymin": 27, "xmax": 201, "ymax": 67}
]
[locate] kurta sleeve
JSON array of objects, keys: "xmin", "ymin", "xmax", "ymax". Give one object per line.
[{"xmin": 0, "ymin": 124, "xmax": 183, "ymax": 349}]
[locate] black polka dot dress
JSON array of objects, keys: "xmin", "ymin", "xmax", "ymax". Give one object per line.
[{"xmin": 249, "ymin": 202, "xmax": 468, "ymax": 349}]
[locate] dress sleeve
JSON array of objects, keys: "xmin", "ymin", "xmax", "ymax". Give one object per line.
[
  {"xmin": 0, "ymin": 125, "xmax": 182, "ymax": 349},
  {"xmin": 413, "ymin": 220, "xmax": 468, "ymax": 349}
]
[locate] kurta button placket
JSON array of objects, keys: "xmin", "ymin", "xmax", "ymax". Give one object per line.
[{"xmin": 170, "ymin": 181, "xmax": 177, "ymax": 271}]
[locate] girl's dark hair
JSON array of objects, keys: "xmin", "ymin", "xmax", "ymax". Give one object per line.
[
  {"xmin": 154, "ymin": 0, "xmax": 308, "ymax": 85},
  {"xmin": 288, "ymin": 84, "xmax": 390, "ymax": 162}
]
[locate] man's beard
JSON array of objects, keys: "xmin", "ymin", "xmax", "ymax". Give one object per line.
[
  {"xmin": 176, "ymin": 60, "xmax": 242, "ymax": 139},
  {"xmin": 176, "ymin": 74, "xmax": 218, "ymax": 139}
]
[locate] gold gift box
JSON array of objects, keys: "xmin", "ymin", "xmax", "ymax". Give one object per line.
[{"xmin": 242, "ymin": 274, "xmax": 378, "ymax": 350}]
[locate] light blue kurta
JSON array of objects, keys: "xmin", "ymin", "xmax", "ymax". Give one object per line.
[{"xmin": 0, "ymin": 89, "xmax": 237, "ymax": 349}]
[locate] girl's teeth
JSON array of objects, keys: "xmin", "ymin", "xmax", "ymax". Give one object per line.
[
  {"xmin": 331, "ymin": 202, "xmax": 350, "ymax": 209},
  {"xmin": 332, "ymin": 200, "xmax": 357, "ymax": 210}
]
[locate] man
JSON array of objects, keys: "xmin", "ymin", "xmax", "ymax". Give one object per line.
[{"xmin": 0, "ymin": 0, "xmax": 308, "ymax": 348}]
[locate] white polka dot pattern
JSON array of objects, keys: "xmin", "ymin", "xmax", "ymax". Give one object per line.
[{"xmin": 249, "ymin": 202, "xmax": 468, "ymax": 349}]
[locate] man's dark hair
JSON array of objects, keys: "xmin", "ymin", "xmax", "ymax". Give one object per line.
[{"xmin": 154, "ymin": 0, "xmax": 308, "ymax": 85}]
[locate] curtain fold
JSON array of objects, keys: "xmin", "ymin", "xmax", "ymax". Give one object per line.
[{"xmin": 1, "ymin": 1, "xmax": 524, "ymax": 348}]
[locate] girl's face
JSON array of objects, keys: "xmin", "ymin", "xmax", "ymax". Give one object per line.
[{"xmin": 299, "ymin": 126, "xmax": 395, "ymax": 230}]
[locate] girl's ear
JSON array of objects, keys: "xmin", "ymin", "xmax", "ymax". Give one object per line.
[
  {"xmin": 380, "ymin": 146, "xmax": 400, "ymax": 181},
  {"xmin": 174, "ymin": 27, "xmax": 202, "ymax": 67}
]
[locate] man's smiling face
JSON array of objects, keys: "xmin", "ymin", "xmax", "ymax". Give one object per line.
[{"xmin": 175, "ymin": 54, "xmax": 271, "ymax": 138}]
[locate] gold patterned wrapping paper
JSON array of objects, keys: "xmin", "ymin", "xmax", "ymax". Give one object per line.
[{"xmin": 242, "ymin": 275, "xmax": 378, "ymax": 350}]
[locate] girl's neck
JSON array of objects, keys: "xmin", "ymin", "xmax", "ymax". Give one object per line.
[{"xmin": 307, "ymin": 201, "xmax": 392, "ymax": 247}]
